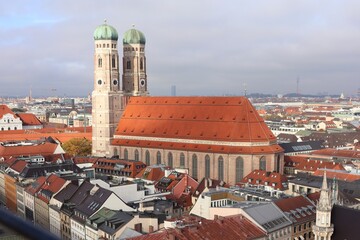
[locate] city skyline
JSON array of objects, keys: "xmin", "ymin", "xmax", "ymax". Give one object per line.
[{"xmin": 0, "ymin": 0, "xmax": 359, "ymax": 97}]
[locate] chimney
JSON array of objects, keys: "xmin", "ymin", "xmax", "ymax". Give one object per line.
[{"xmin": 214, "ymin": 215, "xmax": 218, "ymax": 220}]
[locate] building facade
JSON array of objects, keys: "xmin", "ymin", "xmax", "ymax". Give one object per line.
[
  {"xmin": 112, "ymin": 97, "xmax": 284, "ymax": 184},
  {"xmin": 92, "ymin": 22, "xmax": 148, "ymax": 157}
]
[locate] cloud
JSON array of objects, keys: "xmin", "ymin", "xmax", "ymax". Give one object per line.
[{"xmin": 0, "ymin": 0, "xmax": 359, "ymax": 97}]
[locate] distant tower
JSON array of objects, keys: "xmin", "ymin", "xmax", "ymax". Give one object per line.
[
  {"xmin": 122, "ymin": 26, "xmax": 148, "ymax": 97},
  {"xmin": 296, "ymin": 77, "xmax": 300, "ymax": 96},
  {"xmin": 312, "ymin": 171, "xmax": 334, "ymax": 240},
  {"xmin": 171, "ymin": 85, "xmax": 176, "ymax": 96},
  {"xmin": 92, "ymin": 20, "xmax": 123, "ymax": 157}
]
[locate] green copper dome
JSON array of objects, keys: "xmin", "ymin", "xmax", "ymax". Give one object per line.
[
  {"xmin": 123, "ymin": 28, "xmax": 146, "ymax": 44},
  {"xmin": 94, "ymin": 22, "xmax": 118, "ymax": 41}
]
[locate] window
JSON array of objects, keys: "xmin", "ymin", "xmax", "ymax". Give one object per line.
[
  {"xmin": 126, "ymin": 60, "xmax": 131, "ymax": 69},
  {"xmin": 134, "ymin": 149, "xmax": 139, "ymax": 161},
  {"xmin": 180, "ymin": 153, "xmax": 185, "ymax": 167},
  {"xmin": 192, "ymin": 154, "xmax": 198, "ymax": 179},
  {"xmin": 145, "ymin": 150, "xmax": 150, "ymax": 165},
  {"xmin": 140, "ymin": 58, "xmax": 144, "ymax": 70},
  {"xmin": 98, "ymin": 58, "xmax": 102, "ymax": 68},
  {"xmin": 218, "ymin": 156, "xmax": 224, "ymax": 181},
  {"xmin": 113, "ymin": 148, "xmax": 118, "ymax": 157},
  {"xmin": 112, "ymin": 55, "xmax": 116, "ymax": 68},
  {"xmin": 156, "ymin": 151, "xmax": 161, "ymax": 164},
  {"xmin": 205, "ymin": 155, "xmax": 210, "ymax": 178},
  {"xmin": 235, "ymin": 157, "xmax": 244, "ymax": 182},
  {"xmin": 167, "ymin": 152, "xmax": 173, "ymax": 168},
  {"xmin": 259, "ymin": 156, "xmax": 266, "ymax": 171},
  {"xmin": 124, "ymin": 149, "xmax": 128, "ymax": 160},
  {"xmin": 276, "ymin": 155, "xmax": 281, "ymax": 173}
]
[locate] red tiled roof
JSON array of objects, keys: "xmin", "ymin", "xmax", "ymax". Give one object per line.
[
  {"xmin": 296, "ymin": 159, "xmax": 345, "ymax": 173},
  {"xmin": 313, "ymin": 169, "xmax": 360, "ymax": 182},
  {"xmin": 37, "ymin": 174, "xmax": 67, "ymax": 203},
  {"xmin": 129, "ymin": 214, "xmax": 265, "ymax": 240},
  {"xmin": 0, "ymin": 127, "xmax": 91, "ymax": 143},
  {"xmin": 113, "ymin": 97, "xmax": 281, "ymax": 154},
  {"xmin": 16, "ymin": 113, "xmax": 42, "ymax": 125},
  {"xmin": 9, "ymin": 160, "xmax": 27, "ymax": 173},
  {"xmin": 25, "ymin": 176, "xmax": 47, "ymax": 195},
  {"xmin": 136, "ymin": 166, "xmax": 166, "ymax": 182},
  {"xmin": 240, "ymin": 170, "xmax": 288, "ymax": 190},
  {"xmin": 192, "ymin": 178, "xmax": 227, "ymax": 198},
  {"xmin": 307, "ymin": 192, "xmax": 320, "ymax": 203},
  {"xmin": 275, "ymin": 195, "xmax": 316, "ymax": 223},
  {"xmin": 73, "ymin": 156, "xmax": 99, "ymax": 164},
  {"xmin": 0, "ymin": 142, "xmax": 58, "ymax": 160},
  {"xmin": 311, "ymin": 148, "xmax": 360, "ymax": 159},
  {"xmin": 284, "ymin": 155, "xmax": 308, "ymax": 167},
  {"xmin": 93, "ymin": 158, "xmax": 146, "ymax": 178},
  {"xmin": 0, "ymin": 105, "xmax": 16, "ymax": 119}
]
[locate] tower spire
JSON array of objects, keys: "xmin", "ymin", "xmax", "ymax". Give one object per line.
[{"xmin": 312, "ymin": 169, "xmax": 334, "ymax": 239}]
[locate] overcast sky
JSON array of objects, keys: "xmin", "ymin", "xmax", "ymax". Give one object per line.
[{"xmin": 0, "ymin": 0, "xmax": 359, "ymax": 97}]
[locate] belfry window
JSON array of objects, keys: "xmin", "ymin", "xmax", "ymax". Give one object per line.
[
  {"xmin": 126, "ymin": 61, "xmax": 131, "ymax": 69},
  {"xmin": 112, "ymin": 56, "xmax": 116, "ymax": 68},
  {"xmin": 140, "ymin": 58, "xmax": 144, "ymax": 70},
  {"xmin": 98, "ymin": 58, "xmax": 102, "ymax": 68}
]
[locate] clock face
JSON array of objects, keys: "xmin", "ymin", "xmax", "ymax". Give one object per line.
[
  {"xmin": 140, "ymin": 79, "xmax": 145, "ymax": 87},
  {"xmin": 97, "ymin": 79, "xmax": 102, "ymax": 85},
  {"xmin": 113, "ymin": 79, "xmax": 118, "ymax": 85}
]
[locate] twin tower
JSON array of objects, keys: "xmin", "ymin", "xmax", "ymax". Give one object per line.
[{"xmin": 92, "ymin": 21, "xmax": 148, "ymax": 157}]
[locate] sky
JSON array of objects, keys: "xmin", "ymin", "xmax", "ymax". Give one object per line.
[{"xmin": 0, "ymin": 0, "xmax": 359, "ymax": 97}]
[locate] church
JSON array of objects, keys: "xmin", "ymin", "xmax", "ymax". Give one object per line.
[{"xmin": 91, "ymin": 21, "xmax": 284, "ymax": 184}]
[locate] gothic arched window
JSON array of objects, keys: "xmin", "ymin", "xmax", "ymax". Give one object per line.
[
  {"xmin": 156, "ymin": 151, "xmax": 161, "ymax": 164},
  {"xmin": 205, "ymin": 155, "xmax": 210, "ymax": 178},
  {"xmin": 126, "ymin": 60, "xmax": 131, "ymax": 69},
  {"xmin": 124, "ymin": 149, "xmax": 128, "ymax": 160},
  {"xmin": 192, "ymin": 154, "xmax": 198, "ymax": 179},
  {"xmin": 134, "ymin": 149, "xmax": 139, "ymax": 161},
  {"xmin": 167, "ymin": 152, "xmax": 173, "ymax": 168},
  {"xmin": 180, "ymin": 153, "xmax": 185, "ymax": 167},
  {"xmin": 140, "ymin": 58, "xmax": 144, "ymax": 70},
  {"xmin": 259, "ymin": 156, "xmax": 266, "ymax": 171},
  {"xmin": 145, "ymin": 150, "xmax": 150, "ymax": 166},
  {"xmin": 235, "ymin": 157, "xmax": 244, "ymax": 183},
  {"xmin": 218, "ymin": 156, "xmax": 224, "ymax": 181}
]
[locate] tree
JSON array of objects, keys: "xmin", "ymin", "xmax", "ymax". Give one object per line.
[{"xmin": 62, "ymin": 138, "xmax": 92, "ymax": 156}]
